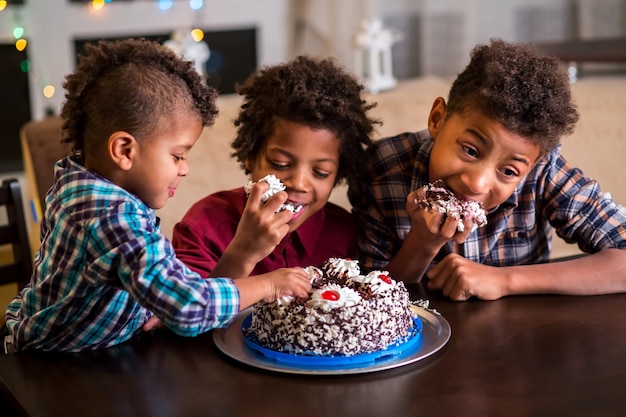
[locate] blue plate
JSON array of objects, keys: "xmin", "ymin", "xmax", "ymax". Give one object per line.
[{"xmin": 241, "ymin": 314, "xmax": 423, "ymax": 368}]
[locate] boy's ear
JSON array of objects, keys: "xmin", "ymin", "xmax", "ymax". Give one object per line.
[
  {"xmin": 108, "ymin": 131, "xmax": 137, "ymax": 171},
  {"xmin": 427, "ymin": 97, "xmax": 447, "ymax": 138}
]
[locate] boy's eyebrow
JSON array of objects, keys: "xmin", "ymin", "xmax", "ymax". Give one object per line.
[
  {"xmin": 267, "ymin": 147, "xmax": 339, "ymax": 165},
  {"xmin": 468, "ymin": 128, "xmax": 532, "ymax": 166},
  {"xmin": 174, "ymin": 144, "xmax": 194, "ymax": 151},
  {"xmin": 511, "ymin": 155, "xmax": 532, "ymax": 166}
]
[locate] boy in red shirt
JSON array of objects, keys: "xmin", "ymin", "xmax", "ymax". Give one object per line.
[{"xmin": 173, "ymin": 56, "xmax": 379, "ymax": 277}]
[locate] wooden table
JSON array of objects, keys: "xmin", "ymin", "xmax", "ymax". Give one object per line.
[{"xmin": 1, "ymin": 284, "xmax": 625, "ymax": 417}]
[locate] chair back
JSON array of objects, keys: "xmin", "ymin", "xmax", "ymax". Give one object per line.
[
  {"xmin": 0, "ymin": 179, "xmax": 33, "ymax": 290},
  {"xmin": 20, "ymin": 116, "xmax": 70, "ymax": 212},
  {"xmin": 20, "ymin": 116, "xmax": 71, "ymax": 254}
]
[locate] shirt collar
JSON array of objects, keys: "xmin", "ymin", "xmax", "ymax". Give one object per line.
[{"xmin": 57, "ymin": 156, "xmax": 159, "ymax": 227}]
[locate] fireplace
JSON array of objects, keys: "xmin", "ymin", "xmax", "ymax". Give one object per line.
[{"xmin": 74, "ymin": 27, "xmax": 258, "ymax": 95}]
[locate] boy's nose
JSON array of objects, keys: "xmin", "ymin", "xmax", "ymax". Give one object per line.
[
  {"xmin": 462, "ymin": 168, "xmax": 492, "ymax": 195},
  {"xmin": 284, "ymin": 169, "xmax": 309, "ymax": 191},
  {"xmin": 179, "ymin": 161, "xmax": 189, "ymax": 177}
]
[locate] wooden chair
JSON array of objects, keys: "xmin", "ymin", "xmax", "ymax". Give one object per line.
[
  {"xmin": 20, "ymin": 116, "xmax": 71, "ymax": 254},
  {"xmin": 0, "ymin": 179, "xmax": 32, "ymax": 291}
]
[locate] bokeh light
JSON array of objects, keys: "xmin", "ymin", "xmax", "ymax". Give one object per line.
[
  {"xmin": 15, "ymin": 38, "xmax": 27, "ymax": 51},
  {"xmin": 13, "ymin": 27, "xmax": 24, "ymax": 39},
  {"xmin": 158, "ymin": 0, "xmax": 173, "ymax": 11},
  {"xmin": 20, "ymin": 59, "xmax": 30, "ymax": 73},
  {"xmin": 0, "ymin": 1, "xmax": 7, "ymax": 12},
  {"xmin": 92, "ymin": 0, "xmax": 105, "ymax": 10},
  {"xmin": 191, "ymin": 28, "xmax": 205, "ymax": 42},
  {"xmin": 189, "ymin": 0, "xmax": 203, "ymax": 11},
  {"xmin": 43, "ymin": 85, "xmax": 55, "ymax": 99}
]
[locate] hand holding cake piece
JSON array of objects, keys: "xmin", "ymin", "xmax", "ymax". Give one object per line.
[
  {"xmin": 414, "ymin": 180, "xmax": 487, "ymax": 232},
  {"xmin": 244, "ymin": 174, "xmax": 304, "ymax": 215}
]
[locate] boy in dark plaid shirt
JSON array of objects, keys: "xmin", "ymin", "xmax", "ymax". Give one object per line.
[{"xmin": 349, "ymin": 39, "xmax": 626, "ymax": 301}]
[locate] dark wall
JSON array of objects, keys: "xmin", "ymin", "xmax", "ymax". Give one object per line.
[{"xmin": 0, "ymin": 44, "xmax": 32, "ymax": 173}]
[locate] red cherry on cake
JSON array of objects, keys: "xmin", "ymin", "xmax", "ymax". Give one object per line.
[
  {"xmin": 378, "ymin": 274, "xmax": 392, "ymax": 284},
  {"xmin": 322, "ymin": 290, "xmax": 340, "ymax": 301}
]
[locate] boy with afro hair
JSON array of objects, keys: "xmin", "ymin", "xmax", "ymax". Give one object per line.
[
  {"xmin": 349, "ymin": 38, "xmax": 626, "ymax": 301},
  {"xmin": 173, "ymin": 55, "xmax": 380, "ymax": 278}
]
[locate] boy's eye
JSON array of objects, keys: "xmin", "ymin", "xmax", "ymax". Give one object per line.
[
  {"xmin": 173, "ymin": 155, "xmax": 184, "ymax": 162},
  {"xmin": 314, "ymin": 171, "xmax": 331, "ymax": 179},
  {"xmin": 462, "ymin": 145, "xmax": 478, "ymax": 158},
  {"xmin": 501, "ymin": 167, "xmax": 518, "ymax": 178},
  {"xmin": 270, "ymin": 161, "xmax": 289, "ymax": 170}
]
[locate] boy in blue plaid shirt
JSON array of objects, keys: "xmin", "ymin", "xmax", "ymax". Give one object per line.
[
  {"xmin": 5, "ymin": 38, "xmax": 310, "ymax": 352},
  {"xmin": 349, "ymin": 39, "xmax": 626, "ymax": 301}
]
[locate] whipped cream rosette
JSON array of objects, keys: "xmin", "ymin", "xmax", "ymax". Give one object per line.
[
  {"xmin": 347, "ymin": 270, "xmax": 395, "ymax": 295},
  {"xmin": 303, "ymin": 265, "xmax": 324, "ymax": 284},
  {"xmin": 307, "ymin": 284, "xmax": 362, "ymax": 311},
  {"xmin": 322, "ymin": 257, "xmax": 360, "ymax": 280}
]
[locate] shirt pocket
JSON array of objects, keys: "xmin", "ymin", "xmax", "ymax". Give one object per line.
[{"xmin": 489, "ymin": 210, "xmax": 550, "ymax": 265}]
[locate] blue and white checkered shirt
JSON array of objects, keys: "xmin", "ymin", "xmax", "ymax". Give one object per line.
[
  {"xmin": 349, "ymin": 130, "xmax": 626, "ymax": 272},
  {"xmin": 5, "ymin": 157, "xmax": 240, "ymax": 351}
]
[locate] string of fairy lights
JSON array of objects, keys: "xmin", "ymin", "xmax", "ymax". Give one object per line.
[{"xmin": 0, "ymin": 0, "xmax": 207, "ymax": 104}]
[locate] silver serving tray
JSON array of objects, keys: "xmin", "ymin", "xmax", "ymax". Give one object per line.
[{"xmin": 212, "ymin": 305, "xmax": 451, "ymax": 375}]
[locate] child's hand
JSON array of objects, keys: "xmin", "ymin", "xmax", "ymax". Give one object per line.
[
  {"xmin": 226, "ymin": 181, "xmax": 293, "ymax": 269},
  {"xmin": 406, "ymin": 190, "xmax": 473, "ymax": 248},
  {"xmin": 234, "ymin": 267, "xmax": 312, "ymax": 309},
  {"xmin": 142, "ymin": 315, "xmax": 164, "ymax": 331},
  {"xmin": 259, "ymin": 267, "xmax": 312, "ymax": 302},
  {"xmin": 426, "ymin": 253, "xmax": 505, "ymax": 301}
]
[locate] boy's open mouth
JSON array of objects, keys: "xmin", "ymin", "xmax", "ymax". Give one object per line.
[{"xmin": 278, "ymin": 200, "xmax": 304, "ymax": 214}]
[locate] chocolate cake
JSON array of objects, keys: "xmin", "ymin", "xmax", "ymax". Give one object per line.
[{"xmin": 245, "ymin": 258, "xmax": 417, "ymax": 356}]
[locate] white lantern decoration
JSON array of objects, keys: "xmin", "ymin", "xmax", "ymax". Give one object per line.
[
  {"xmin": 353, "ymin": 18, "xmax": 403, "ymax": 94},
  {"xmin": 164, "ymin": 28, "xmax": 211, "ymax": 81}
]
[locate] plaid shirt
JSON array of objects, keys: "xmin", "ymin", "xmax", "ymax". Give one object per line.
[
  {"xmin": 348, "ymin": 130, "xmax": 626, "ymax": 272},
  {"xmin": 5, "ymin": 157, "xmax": 240, "ymax": 352}
]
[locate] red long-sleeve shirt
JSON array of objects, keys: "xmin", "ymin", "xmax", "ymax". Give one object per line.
[{"xmin": 172, "ymin": 187, "xmax": 357, "ymax": 276}]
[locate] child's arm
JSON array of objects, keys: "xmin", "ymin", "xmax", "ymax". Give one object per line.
[
  {"xmin": 143, "ymin": 267, "xmax": 312, "ymax": 331},
  {"xmin": 426, "ymin": 249, "xmax": 626, "ymax": 300},
  {"xmin": 209, "ymin": 182, "xmax": 292, "ymax": 278}
]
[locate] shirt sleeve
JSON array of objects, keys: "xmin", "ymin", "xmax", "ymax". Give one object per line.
[
  {"xmin": 541, "ymin": 150, "xmax": 626, "ymax": 253},
  {"xmin": 349, "ymin": 189, "xmax": 401, "ymax": 271},
  {"xmin": 87, "ymin": 203, "xmax": 241, "ymax": 337},
  {"xmin": 348, "ymin": 140, "xmax": 409, "ymax": 271}
]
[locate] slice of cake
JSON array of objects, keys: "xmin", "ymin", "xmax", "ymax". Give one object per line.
[
  {"xmin": 414, "ymin": 179, "xmax": 487, "ymax": 232},
  {"xmin": 243, "ymin": 174, "xmax": 303, "ymax": 214},
  {"xmin": 245, "ymin": 257, "xmax": 418, "ymax": 357}
]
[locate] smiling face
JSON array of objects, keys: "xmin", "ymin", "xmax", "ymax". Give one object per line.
[
  {"xmin": 427, "ymin": 98, "xmax": 541, "ymax": 210},
  {"xmin": 123, "ymin": 116, "xmax": 203, "ymax": 209},
  {"xmin": 246, "ymin": 118, "xmax": 340, "ymax": 232}
]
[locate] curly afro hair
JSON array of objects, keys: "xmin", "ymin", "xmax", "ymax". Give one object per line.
[
  {"xmin": 446, "ymin": 38, "xmax": 579, "ymax": 156},
  {"xmin": 230, "ymin": 55, "xmax": 381, "ymax": 186},
  {"xmin": 60, "ymin": 38, "xmax": 218, "ymax": 159}
]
